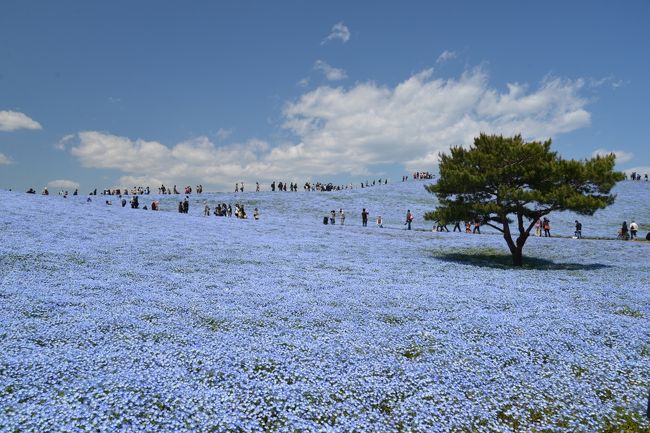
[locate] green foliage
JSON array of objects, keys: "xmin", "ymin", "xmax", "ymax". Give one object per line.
[{"xmin": 426, "ymin": 134, "xmax": 624, "ymax": 265}]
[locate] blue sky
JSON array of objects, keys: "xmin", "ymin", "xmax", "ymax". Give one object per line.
[{"xmin": 1, "ymin": 0, "xmax": 648, "ymax": 192}]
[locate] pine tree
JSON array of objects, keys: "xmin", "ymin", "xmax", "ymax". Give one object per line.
[{"xmin": 425, "ymin": 134, "xmax": 624, "ymax": 266}]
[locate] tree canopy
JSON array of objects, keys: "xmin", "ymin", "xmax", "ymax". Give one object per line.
[{"xmin": 425, "ymin": 133, "xmax": 624, "ymax": 266}]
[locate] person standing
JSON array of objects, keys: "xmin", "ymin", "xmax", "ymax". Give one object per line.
[
  {"xmin": 629, "ymin": 220, "xmax": 638, "ymax": 240},
  {"xmin": 574, "ymin": 220, "xmax": 582, "ymax": 239},
  {"xmin": 534, "ymin": 219, "xmax": 542, "ymax": 237},
  {"xmin": 253, "ymin": 208, "xmax": 259, "ymax": 220},
  {"xmin": 405, "ymin": 210, "xmax": 413, "ymax": 230},
  {"xmin": 256, "ymin": 182, "xmax": 260, "ymax": 192},
  {"xmin": 376, "ymin": 215, "xmax": 383, "ymax": 228},
  {"xmin": 473, "ymin": 219, "xmax": 481, "ymax": 234},
  {"xmin": 330, "ymin": 210, "xmax": 336, "ymax": 225},
  {"xmin": 620, "ymin": 221, "xmax": 629, "ymax": 240},
  {"xmin": 361, "ymin": 208, "xmax": 369, "ymax": 227},
  {"xmin": 339, "ymin": 209, "xmax": 346, "ymax": 225},
  {"xmin": 543, "ymin": 217, "xmax": 551, "ymax": 237},
  {"xmin": 453, "ymin": 221, "xmax": 461, "ymax": 232}
]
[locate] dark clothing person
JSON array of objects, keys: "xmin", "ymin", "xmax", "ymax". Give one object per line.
[
  {"xmin": 574, "ymin": 220, "xmax": 582, "ymax": 239},
  {"xmin": 453, "ymin": 222, "xmax": 461, "ymax": 232},
  {"xmin": 620, "ymin": 221, "xmax": 629, "ymax": 240},
  {"xmin": 543, "ymin": 218, "xmax": 551, "ymax": 237},
  {"xmin": 361, "ymin": 208, "xmax": 369, "ymax": 227}
]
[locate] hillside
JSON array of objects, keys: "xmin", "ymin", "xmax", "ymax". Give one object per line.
[{"xmin": 0, "ymin": 180, "xmax": 649, "ymax": 432}]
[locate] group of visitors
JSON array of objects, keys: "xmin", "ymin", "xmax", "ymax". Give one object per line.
[
  {"xmin": 100, "ymin": 186, "xmax": 151, "ymax": 195},
  {"xmin": 434, "ymin": 220, "xmax": 481, "ymax": 233},
  {"xmin": 412, "ymin": 171, "xmax": 434, "ymax": 180},
  {"xmin": 619, "ymin": 220, "xmax": 639, "ymax": 240},
  {"xmin": 324, "ymin": 209, "xmax": 346, "ymax": 225},
  {"xmin": 402, "ymin": 172, "xmax": 434, "ymax": 182},
  {"xmin": 204, "ymin": 202, "xmax": 258, "ymax": 220},
  {"xmin": 177, "ymin": 197, "xmax": 190, "ymax": 213},
  {"xmin": 533, "ymin": 218, "xmax": 552, "ymax": 237},
  {"xmin": 626, "ymin": 172, "xmax": 648, "ymax": 181}
]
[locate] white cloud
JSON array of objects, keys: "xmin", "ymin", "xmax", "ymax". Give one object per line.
[
  {"xmin": 0, "ymin": 110, "xmax": 42, "ymax": 132},
  {"xmin": 284, "ymin": 68, "xmax": 591, "ymax": 171},
  {"xmin": 54, "ymin": 133, "xmax": 75, "ymax": 151},
  {"xmin": 436, "ymin": 50, "xmax": 457, "ymax": 64},
  {"xmin": 0, "ymin": 152, "xmax": 14, "ymax": 165},
  {"xmin": 70, "ymin": 68, "xmax": 592, "ymax": 190},
  {"xmin": 48, "ymin": 179, "xmax": 80, "ymax": 189},
  {"xmin": 592, "ymin": 148, "xmax": 634, "ymax": 164},
  {"xmin": 321, "ymin": 22, "xmax": 350, "ymax": 45},
  {"xmin": 314, "ymin": 60, "xmax": 347, "ymax": 81},
  {"xmin": 298, "ymin": 78, "xmax": 310, "ymax": 88}
]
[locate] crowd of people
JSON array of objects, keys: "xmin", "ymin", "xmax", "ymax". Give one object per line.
[{"xmin": 20, "ymin": 174, "xmax": 647, "ymax": 241}]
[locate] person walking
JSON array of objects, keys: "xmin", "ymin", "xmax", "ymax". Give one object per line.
[
  {"xmin": 405, "ymin": 210, "xmax": 413, "ymax": 230},
  {"xmin": 361, "ymin": 208, "xmax": 369, "ymax": 227},
  {"xmin": 574, "ymin": 220, "xmax": 582, "ymax": 239},
  {"xmin": 453, "ymin": 221, "xmax": 461, "ymax": 232}
]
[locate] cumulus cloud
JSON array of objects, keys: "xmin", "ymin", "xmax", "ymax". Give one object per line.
[
  {"xmin": 592, "ymin": 148, "xmax": 634, "ymax": 164},
  {"xmin": 284, "ymin": 68, "xmax": 590, "ymax": 171},
  {"xmin": 48, "ymin": 179, "xmax": 80, "ymax": 189},
  {"xmin": 0, "ymin": 152, "xmax": 14, "ymax": 165},
  {"xmin": 0, "ymin": 110, "xmax": 42, "ymax": 132},
  {"xmin": 321, "ymin": 22, "xmax": 350, "ymax": 45},
  {"xmin": 436, "ymin": 50, "xmax": 457, "ymax": 64},
  {"xmin": 314, "ymin": 60, "xmax": 347, "ymax": 81},
  {"xmin": 70, "ymin": 68, "xmax": 592, "ymax": 190}
]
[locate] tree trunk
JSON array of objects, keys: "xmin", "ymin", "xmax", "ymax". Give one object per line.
[{"xmin": 511, "ymin": 246, "xmax": 523, "ymax": 266}]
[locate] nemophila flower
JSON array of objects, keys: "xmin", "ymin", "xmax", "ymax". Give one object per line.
[{"xmin": 0, "ymin": 182, "xmax": 649, "ymax": 431}]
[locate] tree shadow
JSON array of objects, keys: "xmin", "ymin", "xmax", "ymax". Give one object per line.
[{"xmin": 432, "ymin": 250, "xmax": 611, "ymax": 271}]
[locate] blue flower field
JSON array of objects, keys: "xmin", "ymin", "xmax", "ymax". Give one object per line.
[{"xmin": 1, "ymin": 181, "xmax": 649, "ymax": 432}]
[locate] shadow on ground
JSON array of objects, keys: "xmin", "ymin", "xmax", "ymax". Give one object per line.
[{"xmin": 431, "ymin": 249, "xmax": 611, "ymax": 271}]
